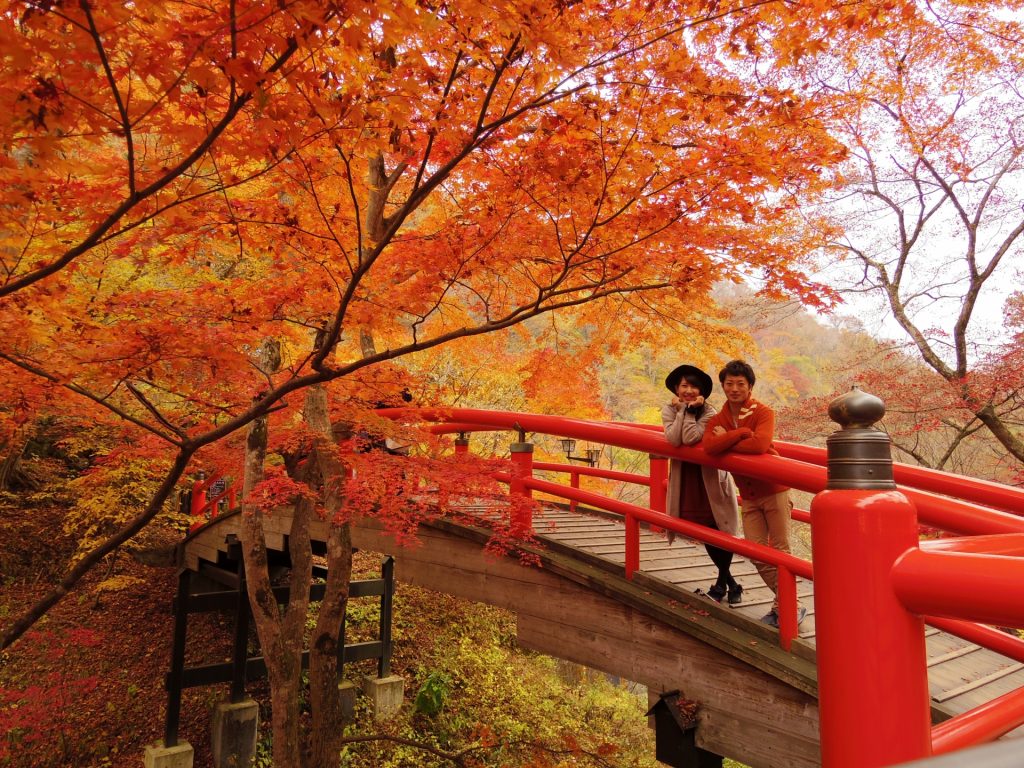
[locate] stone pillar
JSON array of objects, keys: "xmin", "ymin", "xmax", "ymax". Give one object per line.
[
  {"xmin": 339, "ymin": 680, "xmax": 358, "ymax": 721},
  {"xmin": 211, "ymin": 698, "xmax": 259, "ymax": 768},
  {"xmin": 361, "ymin": 674, "xmax": 405, "ymax": 719},
  {"xmin": 143, "ymin": 741, "xmax": 193, "ymax": 768}
]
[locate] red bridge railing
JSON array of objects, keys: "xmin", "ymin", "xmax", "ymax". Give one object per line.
[
  {"xmin": 188, "ymin": 398, "xmax": 1024, "ymax": 767},
  {"xmin": 382, "ymin": 401, "xmax": 1024, "ymax": 767}
]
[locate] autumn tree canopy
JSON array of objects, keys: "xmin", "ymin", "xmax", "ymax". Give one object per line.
[
  {"xmin": 802, "ymin": 1, "xmax": 1024, "ymax": 468},
  {"xmin": 0, "ymin": 0, "xmax": 965, "ymax": 764}
]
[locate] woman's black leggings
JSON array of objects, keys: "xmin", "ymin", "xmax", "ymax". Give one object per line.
[{"xmin": 705, "ymin": 542, "xmax": 735, "ymax": 587}]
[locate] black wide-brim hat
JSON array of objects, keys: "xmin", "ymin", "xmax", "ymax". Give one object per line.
[{"xmin": 665, "ymin": 364, "xmax": 713, "ymax": 398}]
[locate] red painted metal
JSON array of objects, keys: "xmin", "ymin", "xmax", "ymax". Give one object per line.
[
  {"xmin": 190, "ymin": 476, "xmax": 211, "ymax": 517},
  {"xmin": 775, "ymin": 565, "xmax": 799, "ymax": 652},
  {"xmin": 624, "ymin": 513, "xmax": 639, "ymax": 579},
  {"xmin": 931, "ymin": 685, "xmax": 1024, "ymax": 754},
  {"xmin": 517, "ymin": 473, "xmax": 813, "ymax": 580},
  {"xmin": 810, "ymin": 488, "xmax": 932, "ymax": 767},
  {"xmin": 648, "ymin": 455, "xmax": 668, "ymax": 534},
  {"xmin": 892, "ymin": 548, "xmax": 1024, "ymax": 627},
  {"xmin": 776, "ymin": 440, "xmax": 1024, "ymax": 516},
  {"xmin": 508, "ymin": 443, "xmax": 534, "ymax": 535},
  {"xmin": 408, "ymin": 408, "xmax": 1024, "ymax": 536},
  {"xmin": 918, "ymin": 533, "xmax": 1024, "ymax": 556},
  {"xmin": 570, "ymin": 472, "xmax": 580, "ymax": 514},
  {"xmin": 619, "ymin": 425, "xmax": 1024, "ymax": 516},
  {"xmin": 648, "ymin": 455, "xmax": 668, "ymax": 515},
  {"xmin": 533, "ymin": 462, "xmax": 649, "ymax": 486}
]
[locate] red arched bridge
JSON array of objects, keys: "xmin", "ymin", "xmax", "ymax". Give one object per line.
[{"xmin": 182, "ymin": 399, "xmax": 1024, "ymax": 768}]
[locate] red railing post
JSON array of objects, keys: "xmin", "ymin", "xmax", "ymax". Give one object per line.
[
  {"xmin": 190, "ymin": 473, "xmax": 207, "ymax": 518},
  {"xmin": 648, "ymin": 454, "xmax": 668, "ymax": 532},
  {"xmin": 570, "ymin": 471, "xmax": 580, "ymax": 514},
  {"xmin": 509, "ymin": 440, "xmax": 534, "ymax": 535},
  {"xmin": 624, "ymin": 513, "xmax": 639, "ymax": 579},
  {"xmin": 454, "ymin": 434, "xmax": 470, "ymax": 456},
  {"xmin": 811, "ymin": 388, "xmax": 931, "ymax": 767},
  {"xmin": 776, "ymin": 565, "xmax": 798, "ymax": 651}
]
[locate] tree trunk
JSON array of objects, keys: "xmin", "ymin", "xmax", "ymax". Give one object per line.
[
  {"xmin": 304, "ymin": 383, "xmax": 353, "ymax": 768},
  {"xmin": 0, "ymin": 436, "xmax": 26, "ymax": 490},
  {"xmin": 239, "ymin": 411, "xmax": 307, "ymax": 768},
  {"xmin": 236, "ymin": 339, "xmax": 308, "ymax": 768},
  {"xmin": 973, "ymin": 403, "xmax": 1024, "ymax": 464}
]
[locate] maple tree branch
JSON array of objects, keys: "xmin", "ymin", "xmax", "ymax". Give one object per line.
[
  {"xmin": 0, "ymin": 27, "xmax": 303, "ymax": 299},
  {"xmin": 413, "ymin": 49, "xmax": 464, "ymax": 193},
  {"xmin": 475, "ymin": 34, "xmax": 522, "ymax": 136},
  {"xmin": 126, "ymin": 382, "xmax": 187, "ymax": 439},
  {"xmin": 1, "ymin": 449, "xmax": 194, "ymax": 650},
  {"xmin": 0, "ymin": 352, "xmax": 183, "ymax": 446},
  {"xmin": 80, "ymin": 0, "xmax": 136, "ymax": 198}
]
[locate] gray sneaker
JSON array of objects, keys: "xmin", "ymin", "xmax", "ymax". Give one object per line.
[{"xmin": 761, "ymin": 607, "xmax": 807, "ymax": 628}]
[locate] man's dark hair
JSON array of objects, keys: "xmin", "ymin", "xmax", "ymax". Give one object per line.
[{"xmin": 718, "ymin": 359, "xmax": 756, "ymax": 386}]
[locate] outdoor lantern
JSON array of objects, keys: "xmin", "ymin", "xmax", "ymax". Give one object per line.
[
  {"xmin": 645, "ymin": 691, "xmax": 722, "ymax": 768},
  {"xmin": 560, "ymin": 439, "xmax": 599, "ymax": 467}
]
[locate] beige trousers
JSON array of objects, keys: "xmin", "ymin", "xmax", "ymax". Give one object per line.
[{"xmin": 741, "ymin": 490, "xmax": 793, "ymax": 610}]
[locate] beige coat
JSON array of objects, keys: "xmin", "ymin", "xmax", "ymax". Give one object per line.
[{"xmin": 660, "ymin": 400, "xmax": 739, "ymax": 536}]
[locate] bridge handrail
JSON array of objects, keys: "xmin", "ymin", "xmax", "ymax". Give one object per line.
[
  {"xmin": 532, "ymin": 461, "xmax": 650, "ymax": 486},
  {"xmin": 411, "ymin": 409, "xmax": 1024, "ymax": 740},
  {"xmin": 616, "ymin": 421, "xmax": 1024, "ymax": 517},
  {"xmin": 409, "ymin": 408, "xmax": 1024, "ymax": 536},
  {"xmin": 492, "ymin": 469, "xmax": 813, "ymax": 650}
]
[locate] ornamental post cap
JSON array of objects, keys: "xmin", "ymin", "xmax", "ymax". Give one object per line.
[
  {"xmin": 828, "ymin": 385, "xmax": 886, "ymax": 429},
  {"xmin": 824, "ymin": 386, "xmax": 895, "ymax": 490}
]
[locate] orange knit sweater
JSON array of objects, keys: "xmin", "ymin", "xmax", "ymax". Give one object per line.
[{"xmin": 702, "ymin": 396, "xmax": 789, "ymax": 500}]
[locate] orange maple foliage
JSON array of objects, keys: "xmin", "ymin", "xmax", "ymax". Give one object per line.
[{"xmin": 0, "ymin": 0, "xmax": 939, "ymax": 764}]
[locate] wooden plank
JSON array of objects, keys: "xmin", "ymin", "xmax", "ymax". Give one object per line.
[
  {"xmin": 186, "ymin": 541, "xmax": 221, "ymax": 567},
  {"xmin": 926, "ymin": 649, "xmax": 1009, "ymax": 695},
  {"xmin": 928, "ymin": 644, "xmax": 981, "ymax": 667},
  {"xmin": 939, "ymin": 667, "xmax": 1024, "ymax": 713},
  {"xmin": 934, "ymin": 663, "xmax": 1024, "ymax": 702},
  {"xmin": 545, "ymin": 533, "xmax": 630, "ymax": 544},
  {"xmin": 583, "ymin": 541, "xmax": 673, "ymax": 553}
]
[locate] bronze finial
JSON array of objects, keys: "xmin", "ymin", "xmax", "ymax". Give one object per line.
[{"xmin": 825, "ymin": 386, "xmax": 896, "ymax": 490}]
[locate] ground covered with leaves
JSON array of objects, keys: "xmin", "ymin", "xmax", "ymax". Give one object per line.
[{"xmin": 1, "ymin": 500, "xmax": 670, "ymax": 768}]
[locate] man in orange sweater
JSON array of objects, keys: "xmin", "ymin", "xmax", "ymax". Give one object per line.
[{"xmin": 701, "ymin": 360, "xmax": 805, "ymax": 628}]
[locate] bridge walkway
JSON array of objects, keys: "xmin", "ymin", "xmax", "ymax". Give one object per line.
[{"xmin": 529, "ymin": 504, "xmax": 1024, "ymax": 737}]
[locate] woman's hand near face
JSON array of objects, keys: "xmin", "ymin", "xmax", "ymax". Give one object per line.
[{"xmin": 689, "ymin": 395, "xmax": 705, "ymax": 409}]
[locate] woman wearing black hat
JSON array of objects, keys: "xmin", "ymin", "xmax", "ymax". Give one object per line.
[{"xmin": 661, "ymin": 364, "xmax": 742, "ymax": 605}]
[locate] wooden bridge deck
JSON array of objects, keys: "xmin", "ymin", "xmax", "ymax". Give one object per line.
[{"xmin": 531, "ymin": 505, "xmax": 1024, "ymax": 734}]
